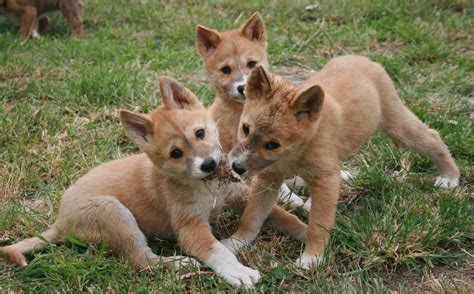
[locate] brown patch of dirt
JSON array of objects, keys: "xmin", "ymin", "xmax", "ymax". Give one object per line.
[{"xmin": 387, "ymin": 261, "xmax": 474, "ymax": 293}]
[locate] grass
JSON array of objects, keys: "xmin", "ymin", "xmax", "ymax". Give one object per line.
[{"xmin": 0, "ymin": 0, "xmax": 473, "ymax": 292}]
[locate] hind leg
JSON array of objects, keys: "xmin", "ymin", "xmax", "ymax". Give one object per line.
[
  {"xmin": 59, "ymin": 195, "xmax": 193, "ymax": 270},
  {"xmin": 381, "ymin": 100, "xmax": 459, "ymax": 188},
  {"xmin": 59, "ymin": 0, "xmax": 83, "ymax": 36},
  {"xmin": 20, "ymin": 9, "xmax": 36, "ymax": 37}
]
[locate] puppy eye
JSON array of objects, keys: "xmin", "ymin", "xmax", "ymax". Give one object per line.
[
  {"xmin": 242, "ymin": 124, "xmax": 249, "ymax": 136},
  {"xmin": 247, "ymin": 61, "xmax": 257, "ymax": 69},
  {"xmin": 195, "ymin": 129, "xmax": 205, "ymax": 139},
  {"xmin": 170, "ymin": 149, "xmax": 183, "ymax": 159},
  {"xmin": 221, "ymin": 66, "xmax": 232, "ymax": 74},
  {"xmin": 264, "ymin": 141, "xmax": 280, "ymax": 150}
]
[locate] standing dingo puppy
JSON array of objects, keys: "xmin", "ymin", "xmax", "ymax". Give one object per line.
[{"xmin": 224, "ymin": 56, "xmax": 460, "ymax": 269}]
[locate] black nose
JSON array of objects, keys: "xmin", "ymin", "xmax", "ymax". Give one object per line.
[
  {"xmin": 232, "ymin": 162, "xmax": 246, "ymax": 175},
  {"xmin": 201, "ymin": 158, "xmax": 217, "ymax": 173},
  {"xmin": 237, "ymin": 85, "xmax": 245, "ymax": 95}
]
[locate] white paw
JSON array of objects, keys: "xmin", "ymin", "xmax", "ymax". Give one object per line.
[
  {"xmin": 303, "ymin": 198, "xmax": 311, "ymax": 213},
  {"xmin": 278, "ymin": 184, "xmax": 305, "ymax": 208},
  {"xmin": 294, "ymin": 253, "xmax": 324, "ymax": 269},
  {"xmin": 220, "ymin": 237, "xmax": 247, "ymax": 255},
  {"xmin": 218, "ymin": 263, "xmax": 260, "ymax": 288},
  {"xmin": 340, "ymin": 170, "xmax": 355, "ymax": 182},
  {"xmin": 206, "ymin": 242, "xmax": 260, "ymax": 288},
  {"xmin": 435, "ymin": 175, "xmax": 459, "ymax": 189},
  {"xmin": 30, "ymin": 30, "xmax": 41, "ymax": 39},
  {"xmin": 284, "ymin": 176, "xmax": 306, "ymax": 188}
]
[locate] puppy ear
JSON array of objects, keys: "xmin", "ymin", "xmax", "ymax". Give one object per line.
[
  {"xmin": 195, "ymin": 25, "xmax": 222, "ymax": 57},
  {"xmin": 290, "ymin": 85, "xmax": 325, "ymax": 119},
  {"xmin": 159, "ymin": 77, "xmax": 200, "ymax": 110},
  {"xmin": 119, "ymin": 110, "xmax": 154, "ymax": 148},
  {"xmin": 246, "ymin": 65, "xmax": 272, "ymax": 99},
  {"xmin": 240, "ymin": 12, "xmax": 266, "ymax": 43}
]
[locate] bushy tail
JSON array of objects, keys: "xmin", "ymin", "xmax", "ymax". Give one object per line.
[{"xmin": 1, "ymin": 228, "xmax": 61, "ymax": 266}]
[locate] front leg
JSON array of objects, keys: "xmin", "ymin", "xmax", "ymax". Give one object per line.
[
  {"xmin": 295, "ymin": 170, "xmax": 341, "ymax": 269},
  {"xmin": 221, "ymin": 174, "xmax": 284, "ymax": 254},
  {"xmin": 177, "ymin": 217, "xmax": 260, "ymax": 288}
]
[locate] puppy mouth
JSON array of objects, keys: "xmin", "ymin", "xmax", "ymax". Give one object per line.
[{"xmin": 230, "ymin": 94, "xmax": 246, "ymax": 102}]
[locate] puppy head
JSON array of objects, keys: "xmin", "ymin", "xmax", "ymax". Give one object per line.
[
  {"xmin": 195, "ymin": 12, "xmax": 269, "ymax": 103},
  {"xmin": 229, "ymin": 66, "xmax": 324, "ymax": 176},
  {"xmin": 120, "ymin": 77, "xmax": 222, "ymax": 180}
]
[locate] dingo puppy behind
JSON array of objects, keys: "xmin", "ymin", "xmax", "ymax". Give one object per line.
[
  {"xmin": 224, "ymin": 55, "xmax": 460, "ymax": 269},
  {"xmin": 196, "ymin": 12, "xmax": 305, "ymax": 208}
]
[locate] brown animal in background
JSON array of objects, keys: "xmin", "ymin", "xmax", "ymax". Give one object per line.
[
  {"xmin": 0, "ymin": 0, "xmax": 83, "ymax": 37},
  {"xmin": 223, "ymin": 55, "xmax": 460, "ymax": 269},
  {"xmin": 0, "ymin": 77, "xmax": 307, "ymax": 288}
]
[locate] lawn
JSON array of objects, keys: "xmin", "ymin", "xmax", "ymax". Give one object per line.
[{"xmin": 0, "ymin": 0, "xmax": 472, "ymax": 292}]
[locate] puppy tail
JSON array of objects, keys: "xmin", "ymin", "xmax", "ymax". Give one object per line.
[{"xmin": 1, "ymin": 227, "xmax": 61, "ymax": 266}]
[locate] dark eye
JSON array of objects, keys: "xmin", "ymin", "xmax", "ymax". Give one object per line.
[
  {"xmin": 264, "ymin": 141, "xmax": 280, "ymax": 150},
  {"xmin": 170, "ymin": 149, "xmax": 183, "ymax": 159},
  {"xmin": 221, "ymin": 66, "xmax": 231, "ymax": 74},
  {"xmin": 247, "ymin": 61, "xmax": 257, "ymax": 69},
  {"xmin": 195, "ymin": 129, "xmax": 205, "ymax": 139},
  {"xmin": 242, "ymin": 124, "xmax": 249, "ymax": 136}
]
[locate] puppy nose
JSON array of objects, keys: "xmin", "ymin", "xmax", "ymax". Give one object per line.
[
  {"xmin": 201, "ymin": 158, "xmax": 217, "ymax": 173},
  {"xmin": 237, "ymin": 85, "xmax": 245, "ymax": 95},
  {"xmin": 232, "ymin": 162, "xmax": 246, "ymax": 175}
]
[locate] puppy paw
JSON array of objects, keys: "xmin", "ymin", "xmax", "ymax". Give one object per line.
[
  {"xmin": 218, "ymin": 263, "xmax": 260, "ymax": 288},
  {"xmin": 220, "ymin": 237, "xmax": 247, "ymax": 256},
  {"xmin": 435, "ymin": 175, "xmax": 459, "ymax": 189},
  {"xmin": 294, "ymin": 253, "xmax": 324, "ymax": 269},
  {"xmin": 340, "ymin": 170, "xmax": 355, "ymax": 182},
  {"xmin": 1, "ymin": 246, "xmax": 27, "ymax": 266}
]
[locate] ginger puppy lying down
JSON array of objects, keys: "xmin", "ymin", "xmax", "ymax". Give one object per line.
[
  {"xmin": 1, "ymin": 77, "xmax": 306, "ymax": 288},
  {"xmin": 224, "ymin": 55, "xmax": 460, "ymax": 269}
]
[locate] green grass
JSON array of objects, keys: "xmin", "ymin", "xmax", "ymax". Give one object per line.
[{"xmin": 1, "ymin": 0, "xmax": 473, "ymax": 292}]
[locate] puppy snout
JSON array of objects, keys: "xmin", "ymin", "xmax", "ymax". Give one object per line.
[
  {"xmin": 200, "ymin": 158, "xmax": 217, "ymax": 173},
  {"xmin": 237, "ymin": 85, "xmax": 245, "ymax": 95},
  {"xmin": 231, "ymin": 161, "xmax": 246, "ymax": 175}
]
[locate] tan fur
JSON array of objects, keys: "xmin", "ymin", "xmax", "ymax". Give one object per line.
[
  {"xmin": 0, "ymin": 0, "xmax": 83, "ymax": 37},
  {"xmin": 227, "ymin": 55, "xmax": 460, "ymax": 267}
]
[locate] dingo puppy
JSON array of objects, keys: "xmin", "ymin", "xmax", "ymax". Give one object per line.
[
  {"xmin": 223, "ymin": 55, "xmax": 460, "ymax": 269},
  {"xmin": 1, "ymin": 77, "xmax": 307, "ymax": 288},
  {"xmin": 195, "ymin": 12, "xmax": 305, "ymax": 208},
  {"xmin": 0, "ymin": 0, "xmax": 82, "ymax": 37}
]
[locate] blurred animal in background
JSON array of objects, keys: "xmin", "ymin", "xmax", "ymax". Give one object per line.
[{"xmin": 0, "ymin": 0, "xmax": 83, "ymax": 37}]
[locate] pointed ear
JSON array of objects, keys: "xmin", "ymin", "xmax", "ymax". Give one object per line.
[
  {"xmin": 290, "ymin": 85, "xmax": 324, "ymax": 119},
  {"xmin": 246, "ymin": 65, "xmax": 272, "ymax": 99},
  {"xmin": 240, "ymin": 12, "xmax": 266, "ymax": 43},
  {"xmin": 195, "ymin": 25, "xmax": 222, "ymax": 57},
  {"xmin": 119, "ymin": 109, "xmax": 154, "ymax": 148},
  {"xmin": 159, "ymin": 77, "xmax": 200, "ymax": 110}
]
